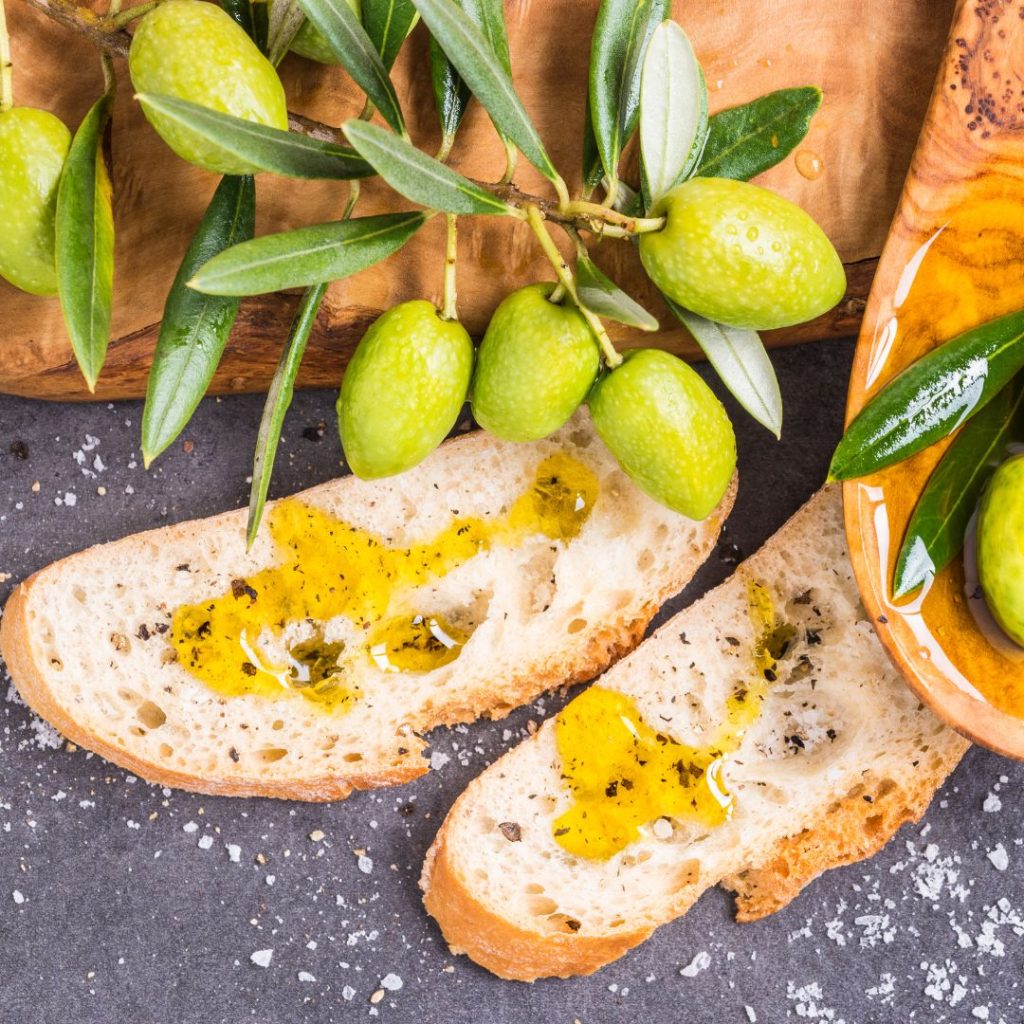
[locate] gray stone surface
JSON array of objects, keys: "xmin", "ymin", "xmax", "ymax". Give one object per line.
[{"xmin": 0, "ymin": 339, "xmax": 1021, "ymax": 1023}]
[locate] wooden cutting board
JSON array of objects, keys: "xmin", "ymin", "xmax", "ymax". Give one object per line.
[{"xmin": 1, "ymin": 0, "xmax": 954, "ymax": 401}]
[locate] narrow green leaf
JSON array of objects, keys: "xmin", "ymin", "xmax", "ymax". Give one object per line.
[
  {"xmin": 893, "ymin": 382, "xmax": 1024, "ymax": 597},
  {"xmin": 220, "ymin": 0, "xmax": 262, "ymax": 46},
  {"xmin": 576, "ymin": 254, "xmax": 658, "ymax": 331},
  {"xmin": 343, "ymin": 120, "xmax": 513, "ymax": 215},
  {"xmin": 247, "ymin": 283, "xmax": 328, "ymax": 547},
  {"xmin": 428, "ymin": 0, "xmax": 514, "ymax": 159},
  {"xmin": 267, "ymin": 0, "xmax": 307, "ymax": 64},
  {"xmin": 55, "ymin": 79, "xmax": 115, "ymax": 392},
  {"xmin": 669, "ymin": 301, "xmax": 782, "ymax": 438},
  {"xmin": 830, "ymin": 310, "xmax": 1024, "ymax": 480},
  {"xmin": 142, "ymin": 176, "xmax": 256, "ymax": 467},
  {"xmin": 697, "ymin": 86, "xmax": 823, "ymax": 181},
  {"xmin": 190, "ymin": 211, "xmax": 426, "ymax": 295},
  {"xmin": 639, "ymin": 20, "xmax": 707, "ymax": 205},
  {"xmin": 430, "ymin": 36, "xmax": 471, "ymax": 156},
  {"xmin": 298, "ymin": 0, "xmax": 406, "ymax": 133},
  {"xmin": 588, "ymin": 0, "xmax": 668, "ymax": 186},
  {"xmin": 362, "ymin": 0, "xmax": 420, "ymax": 68},
  {"xmin": 414, "ymin": 0, "xmax": 557, "ymax": 181},
  {"xmin": 136, "ymin": 94, "xmax": 372, "ymax": 180}
]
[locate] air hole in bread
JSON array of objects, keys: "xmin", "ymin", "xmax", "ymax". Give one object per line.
[
  {"xmin": 547, "ymin": 912, "xmax": 582, "ymax": 934},
  {"xmin": 567, "ymin": 618, "xmax": 587, "ymax": 635},
  {"xmin": 568, "ymin": 428, "xmax": 592, "ymax": 448},
  {"xmin": 521, "ymin": 548, "xmax": 557, "ymax": 615},
  {"xmin": 677, "ymin": 858, "xmax": 701, "ymax": 887},
  {"xmin": 876, "ymin": 778, "xmax": 898, "ymax": 799},
  {"xmin": 272, "ymin": 719, "xmax": 284, "ymax": 731},
  {"xmin": 257, "ymin": 747, "xmax": 288, "ymax": 763},
  {"xmin": 864, "ymin": 813, "xmax": 884, "ymax": 836},
  {"xmin": 117, "ymin": 687, "xmax": 141, "ymax": 705},
  {"xmin": 343, "ymin": 752, "xmax": 363, "ymax": 763},
  {"xmin": 48, "ymin": 655, "xmax": 64, "ymax": 671},
  {"xmin": 525, "ymin": 883, "xmax": 545, "ymax": 894},
  {"xmin": 159, "ymin": 743, "xmax": 174, "ymax": 758},
  {"xmin": 320, "ymin": 735, "xmax": 338, "ymax": 751},
  {"xmin": 527, "ymin": 895, "xmax": 558, "ymax": 916},
  {"xmin": 137, "ymin": 701, "xmax": 167, "ymax": 730},
  {"xmin": 129, "ymin": 725, "xmax": 145, "ymax": 737},
  {"xmin": 637, "ymin": 549, "xmax": 655, "ymax": 573},
  {"xmin": 72, "ymin": 585, "xmax": 87, "ymax": 603}
]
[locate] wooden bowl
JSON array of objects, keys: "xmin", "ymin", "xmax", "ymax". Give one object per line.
[{"xmin": 844, "ymin": 0, "xmax": 1024, "ymax": 757}]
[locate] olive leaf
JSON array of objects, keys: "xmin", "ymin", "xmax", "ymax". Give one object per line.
[
  {"xmin": 55, "ymin": 69, "xmax": 115, "ymax": 393},
  {"xmin": 414, "ymin": 0, "xmax": 559, "ymax": 183},
  {"xmin": 362, "ymin": 0, "xmax": 420, "ymax": 69},
  {"xmin": 669, "ymin": 302, "xmax": 783, "ymax": 438},
  {"xmin": 298, "ymin": 0, "xmax": 406, "ymax": 133},
  {"xmin": 221, "ymin": 0, "xmax": 267, "ymax": 50},
  {"xmin": 189, "ymin": 211, "xmax": 426, "ymax": 295},
  {"xmin": 639, "ymin": 20, "xmax": 707, "ymax": 206},
  {"xmin": 267, "ymin": 0, "xmax": 307, "ymax": 64},
  {"xmin": 142, "ymin": 176, "xmax": 257, "ymax": 468},
  {"xmin": 576, "ymin": 253, "xmax": 658, "ymax": 331},
  {"xmin": 893, "ymin": 381, "xmax": 1024, "ymax": 598},
  {"xmin": 697, "ymin": 86, "xmax": 822, "ymax": 181},
  {"xmin": 431, "ymin": 38, "xmax": 471, "ymax": 158},
  {"xmin": 247, "ymin": 283, "xmax": 328, "ymax": 547},
  {"xmin": 429, "ymin": 0, "xmax": 513, "ymax": 161},
  {"xmin": 829, "ymin": 309, "xmax": 1024, "ymax": 481},
  {"xmin": 343, "ymin": 120, "xmax": 516, "ymax": 215},
  {"xmin": 136, "ymin": 94, "xmax": 373, "ymax": 180},
  {"xmin": 588, "ymin": 0, "xmax": 669, "ymax": 190}
]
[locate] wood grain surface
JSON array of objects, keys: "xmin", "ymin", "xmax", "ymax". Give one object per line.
[
  {"xmin": 844, "ymin": 0, "xmax": 1024, "ymax": 757},
  {"xmin": 1, "ymin": 0, "xmax": 954, "ymax": 400}
]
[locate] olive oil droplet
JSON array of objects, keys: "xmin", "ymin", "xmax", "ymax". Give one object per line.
[{"xmin": 795, "ymin": 149, "xmax": 824, "ymax": 180}]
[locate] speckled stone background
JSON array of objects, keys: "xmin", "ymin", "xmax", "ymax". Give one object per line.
[{"xmin": 1, "ymin": 339, "xmax": 1022, "ymax": 1024}]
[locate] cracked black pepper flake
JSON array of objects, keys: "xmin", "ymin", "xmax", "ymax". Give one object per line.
[
  {"xmin": 241, "ymin": 662, "xmax": 257, "ymax": 677},
  {"xmin": 229, "ymin": 747, "xmax": 240, "ymax": 762},
  {"xmin": 498, "ymin": 821, "xmax": 522, "ymax": 842},
  {"xmin": 9, "ymin": 440, "xmax": 29, "ymax": 460},
  {"xmin": 231, "ymin": 579, "xmax": 258, "ymax": 602},
  {"xmin": 136, "ymin": 624, "xmax": 151, "ymax": 641}
]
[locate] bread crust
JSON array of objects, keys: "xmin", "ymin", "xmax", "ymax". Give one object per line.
[
  {"xmin": 721, "ymin": 736, "xmax": 968, "ymax": 920},
  {"xmin": 422, "ymin": 794, "xmax": 653, "ymax": 980}
]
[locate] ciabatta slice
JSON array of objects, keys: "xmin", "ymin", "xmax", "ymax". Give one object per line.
[
  {"xmin": 420, "ymin": 486, "xmax": 969, "ymax": 980},
  {"xmin": 0, "ymin": 414, "xmax": 733, "ymax": 801}
]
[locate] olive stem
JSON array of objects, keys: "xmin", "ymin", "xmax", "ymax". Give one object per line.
[
  {"xmin": 441, "ymin": 213, "xmax": 458, "ymax": 321},
  {"xmin": 0, "ymin": 0, "xmax": 13, "ymax": 113},
  {"xmin": 498, "ymin": 138, "xmax": 517, "ymax": 186},
  {"xmin": 104, "ymin": 0, "xmax": 163, "ymax": 30},
  {"xmin": 565, "ymin": 199, "xmax": 664, "ymax": 233},
  {"xmin": 342, "ymin": 178, "xmax": 361, "ymax": 220},
  {"xmin": 525, "ymin": 204, "xmax": 621, "ymax": 369},
  {"xmin": 548, "ymin": 282, "xmax": 567, "ymax": 304},
  {"xmin": 106, "ymin": 0, "xmax": 122, "ymax": 17}
]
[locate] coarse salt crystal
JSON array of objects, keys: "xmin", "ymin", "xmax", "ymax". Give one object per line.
[
  {"xmin": 380, "ymin": 973, "xmax": 403, "ymax": 992},
  {"xmin": 680, "ymin": 951, "xmax": 711, "ymax": 978},
  {"xmin": 358, "ymin": 855, "xmax": 373, "ymax": 874},
  {"xmin": 250, "ymin": 949, "xmax": 273, "ymax": 968},
  {"xmin": 987, "ymin": 844, "xmax": 1009, "ymax": 872}
]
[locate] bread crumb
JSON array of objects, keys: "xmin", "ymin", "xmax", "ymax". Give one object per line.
[
  {"xmin": 369, "ymin": 989, "xmax": 384, "ymax": 1004},
  {"xmin": 309, "ymin": 829, "xmax": 325, "ymax": 842}
]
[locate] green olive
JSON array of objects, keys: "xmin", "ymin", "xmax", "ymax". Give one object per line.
[
  {"xmin": 0, "ymin": 107, "xmax": 71, "ymax": 296},
  {"xmin": 129, "ymin": 0, "xmax": 288, "ymax": 175},
  {"xmin": 471, "ymin": 284, "xmax": 600, "ymax": 442},
  {"xmin": 587, "ymin": 349, "xmax": 735, "ymax": 519},
  {"xmin": 639, "ymin": 177, "xmax": 846, "ymax": 331},
  {"xmin": 977, "ymin": 454, "xmax": 1024, "ymax": 647},
  {"xmin": 288, "ymin": 0, "xmax": 361, "ymax": 63},
  {"xmin": 338, "ymin": 301, "xmax": 474, "ymax": 478}
]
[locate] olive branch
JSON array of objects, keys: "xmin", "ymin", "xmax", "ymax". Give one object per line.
[{"xmin": 10, "ymin": 0, "xmax": 825, "ymax": 538}]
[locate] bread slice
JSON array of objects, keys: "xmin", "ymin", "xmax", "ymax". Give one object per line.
[
  {"xmin": 420, "ymin": 486, "xmax": 970, "ymax": 980},
  {"xmin": 0, "ymin": 413, "xmax": 734, "ymax": 801}
]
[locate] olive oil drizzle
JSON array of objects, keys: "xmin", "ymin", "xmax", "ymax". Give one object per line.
[
  {"xmin": 552, "ymin": 580, "xmax": 789, "ymax": 860},
  {"xmin": 170, "ymin": 454, "xmax": 599, "ymax": 711}
]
